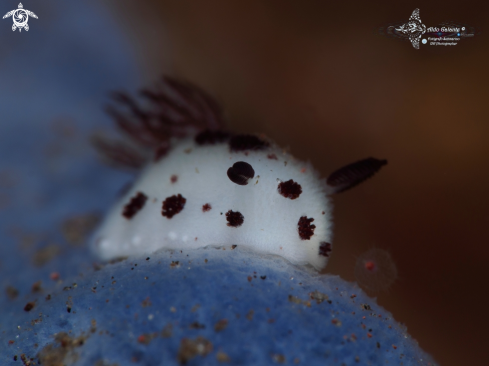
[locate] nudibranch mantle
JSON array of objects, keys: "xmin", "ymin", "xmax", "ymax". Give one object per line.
[
  {"xmin": 92, "ymin": 136, "xmax": 333, "ymax": 270},
  {"xmin": 91, "ymin": 77, "xmax": 386, "ymax": 271}
]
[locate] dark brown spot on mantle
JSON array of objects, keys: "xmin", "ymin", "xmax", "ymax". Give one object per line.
[
  {"xmin": 202, "ymin": 203, "xmax": 212, "ymax": 212},
  {"xmin": 229, "ymin": 134, "xmax": 269, "ymax": 152},
  {"xmin": 122, "ymin": 192, "xmax": 148, "ymax": 219},
  {"xmin": 226, "ymin": 210, "xmax": 244, "ymax": 227},
  {"xmin": 319, "ymin": 242, "xmax": 332, "ymax": 257},
  {"xmin": 227, "ymin": 161, "xmax": 255, "ymax": 186},
  {"xmin": 162, "ymin": 194, "xmax": 186, "ymax": 218},
  {"xmin": 298, "ymin": 216, "xmax": 315, "ymax": 240},
  {"xmin": 278, "ymin": 180, "xmax": 302, "ymax": 199}
]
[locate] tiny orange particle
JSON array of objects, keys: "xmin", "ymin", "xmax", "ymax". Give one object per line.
[
  {"xmin": 365, "ymin": 261, "xmax": 376, "ymax": 271},
  {"xmin": 354, "ymin": 248, "xmax": 398, "ymax": 292}
]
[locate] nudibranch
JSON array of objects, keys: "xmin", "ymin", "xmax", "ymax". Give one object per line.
[{"xmin": 91, "ymin": 77, "xmax": 387, "ymax": 271}]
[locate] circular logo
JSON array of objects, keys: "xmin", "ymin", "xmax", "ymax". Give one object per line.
[
  {"xmin": 422, "ymin": 39, "xmax": 427, "ymax": 44},
  {"xmin": 12, "ymin": 9, "xmax": 28, "ymax": 27}
]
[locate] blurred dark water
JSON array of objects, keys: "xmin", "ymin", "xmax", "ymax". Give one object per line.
[{"xmin": 1, "ymin": 1, "xmax": 487, "ymax": 365}]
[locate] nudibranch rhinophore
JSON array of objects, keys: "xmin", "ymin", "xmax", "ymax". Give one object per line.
[{"xmin": 91, "ymin": 77, "xmax": 387, "ymax": 271}]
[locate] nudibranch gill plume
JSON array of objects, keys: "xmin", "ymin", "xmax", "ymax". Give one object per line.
[{"xmin": 91, "ymin": 77, "xmax": 387, "ymax": 271}]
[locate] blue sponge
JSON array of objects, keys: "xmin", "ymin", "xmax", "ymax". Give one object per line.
[{"xmin": 0, "ymin": 247, "xmax": 436, "ymax": 365}]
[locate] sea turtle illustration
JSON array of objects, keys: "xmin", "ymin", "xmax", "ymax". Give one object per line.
[
  {"xmin": 395, "ymin": 9, "xmax": 426, "ymax": 49},
  {"xmin": 3, "ymin": 3, "xmax": 38, "ymax": 32}
]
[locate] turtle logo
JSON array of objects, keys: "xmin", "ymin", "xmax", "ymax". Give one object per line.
[
  {"xmin": 3, "ymin": 3, "xmax": 38, "ymax": 32},
  {"xmin": 395, "ymin": 9, "xmax": 426, "ymax": 49}
]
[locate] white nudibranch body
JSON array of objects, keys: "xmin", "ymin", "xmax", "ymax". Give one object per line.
[
  {"xmin": 91, "ymin": 77, "xmax": 387, "ymax": 271},
  {"xmin": 92, "ymin": 134, "xmax": 333, "ymax": 270}
]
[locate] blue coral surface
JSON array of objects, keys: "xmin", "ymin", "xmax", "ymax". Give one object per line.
[{"xmin": 1, "ymin": 248, "xmax": 436, "ymax": 366}]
